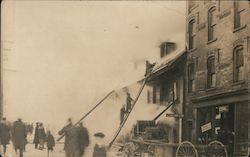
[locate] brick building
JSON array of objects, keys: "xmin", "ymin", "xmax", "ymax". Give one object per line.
[{"xmin": 184, "ymin": 0, "xmax": 250, "ymax": 156}]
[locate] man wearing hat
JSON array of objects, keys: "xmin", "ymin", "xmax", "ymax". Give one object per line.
[
  {"xmin": 0, "ymin": 117, "xmax": 11, "ymax": 154},
  {"xmin": 33, "ymin": 122, "xmax": 40, "ymax": 149},
  {"xmin": 79, "ymin": 122, "xmax": 89, "ymax": 157},
  {"xmin": 12, "ymin": 118, "xmax": 27, "ymax": 157}
]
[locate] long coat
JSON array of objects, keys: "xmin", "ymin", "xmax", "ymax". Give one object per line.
[
  {"xmin": 58, "ymin": 123, "xmax": 73, "ymax": 150},
  {"xmin": 0, "ymin": 123, "xmax": 11, "ymax": 145},
  {"xmin": 79, "ymin": 126, "xmax": 89, "ymax": 156},
  {"xmin": 12, "ymin": 121, "xmax": 27, "ymax": 149},
  {"xmin": 33, "ymin": 125, "xmax": 39, "ymax": 144},
  {"xmin": 38, "ymin": 127, "xmax": 46, "ymax": 141},
  {"xmin": 46, "ymin": 134, "xmax": 55, "ymax": 148}
]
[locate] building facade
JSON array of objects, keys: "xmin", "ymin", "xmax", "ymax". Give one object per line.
[{"xmin": 185, "ymin": 0, "xmax": 250, "ymax": 156}]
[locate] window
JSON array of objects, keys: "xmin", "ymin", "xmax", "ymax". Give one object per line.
[
  {"xmin": 207, "ymin": 56, "xmax": 216, "ymax": 88},
  {"xmin": 234, "ymin": 0, "xmax": 245, "ymax": 29},
  {"xmin": 188, "ymin": 19, "xmax": 195, "ymax": 50},
  {"xmin": 188, "ymin": 63, "xmax": 195, "ymax": 92},
  {"xmin": 160, "ymin": 42, "xmax": 176, "ymax": 58},
  {"xmin": 233, "ymin": 45, "xmax": 244, "ymax": 82},
  {"xmin": 208, "ymin": 7, "xmax": 216, "ymax": 41}
]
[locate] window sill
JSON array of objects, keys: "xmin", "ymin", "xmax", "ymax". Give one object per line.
[
  {"xmin": 233, "ymin": 25, "xmax": 246, "ymax": 33},
  {"xmin": 188, "ymin": 48, "xmax": 197, "ymax": 53},
  {"xmin": 205, "ymin": 87, "xmax": 216, "ymax": 92},
  {"xmin": 207, "ymin": 38, "xmax": 217, "ymax": 45},
  {"xmin": 232, "ymin": 80, "xmax": 245, "ymax": 86}
]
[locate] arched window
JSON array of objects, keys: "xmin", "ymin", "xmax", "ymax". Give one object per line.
[
  {"xmin": 233, "ymin": 45, "xmax": 244, "ymax": 82},
  {"xmin": 207, "ymin": 56, "xmax": 216, "ymax": 88},
  {"xmin": 208, "ymin": 7, "xmax": 216, "ymax": 41},
  {"xmin": 188, "ymin": 19, "xmax": 195, "ymax": 50}
]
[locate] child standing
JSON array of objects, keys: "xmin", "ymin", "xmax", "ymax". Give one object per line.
[
  {"xmin": 46, "ymin": 131, "xmax": 55, "ymax": 157},
  {"xmin": 93, "ymin": 132, "xmax": 107, "ymax": 157}
]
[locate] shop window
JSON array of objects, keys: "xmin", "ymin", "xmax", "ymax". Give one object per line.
[
  {"xmin": 188, "ymin": 19, "xmax": 195, "ymax": 50},
  {"xmin": 234, "ymin": 0, "xmax": 245, "ymax": 29},
  {"xmin": 235, "ymin": 103, "xmax": 248, "ymax": 155},
  {"xmin": 208, "ymin": 7, "xmax": 216, "ymax": 42},
  {"xmin": 197, "ymin": 107, "xmax": 213, "ymax": 144},
  {"xmin": 188, "ymin": 63, "xmax": 195, "ymax": 92},
  {"xmin": 207, "ymin": 56, "xmax": 216, "ymax": 88},
  {"xmin": 233, "ymin": 45, "xmax": 244, "ymax": 82}
]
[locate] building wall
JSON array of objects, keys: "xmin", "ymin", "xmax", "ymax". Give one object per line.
[{"xmin": 185, "ymin": 0, "xmax": 250, "ymax": 156}]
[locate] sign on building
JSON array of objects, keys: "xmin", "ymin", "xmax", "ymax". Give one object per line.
[{"xmin": 201, "ymin": 122, "xmax": 212, "ymax": 133}]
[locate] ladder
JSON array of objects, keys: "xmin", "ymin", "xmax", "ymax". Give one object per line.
[{"xmin": 108, "ymin": 77, "xmax": 149, "ymax": 149}]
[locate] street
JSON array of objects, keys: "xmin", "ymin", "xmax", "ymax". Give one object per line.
[{"xmin": 1, "ymin": 143, "xmax": 121, "ymax": 157}]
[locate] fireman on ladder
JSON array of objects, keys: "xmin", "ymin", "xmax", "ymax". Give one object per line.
[{"xmin": 125, "ymin": 92, "xmax": 134, "ymax": 113}]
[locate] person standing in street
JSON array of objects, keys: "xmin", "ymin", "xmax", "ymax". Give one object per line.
[
  {"xmin": 33, "ymin": 122, "xmax": 40, "ymax": 149},
  {"xmin": 46, "ymin": 130, "xmax": 55, "ymax": 157},
  {"xmin": 38, "ymin": 123, "xmax": 46, "ymax": 150},
  {"xmin": 0, "ymin": 117, "xmax": 11, "ymax": 155},
  {"xmin": 12, "ymin": 118, "xmax": 27, "ymax": 157},
  {"xmin": 58, "ymin": 118, "xmax": 73, "ymax": 151},
  {"xmin": 78, "ymin": 122, "xmax": 89, "ymax": 157}
]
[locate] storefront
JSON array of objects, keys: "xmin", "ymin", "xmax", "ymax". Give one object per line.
[{"xmin": 196, "ymin": 102, "xmax": 248, "ymax": 157}]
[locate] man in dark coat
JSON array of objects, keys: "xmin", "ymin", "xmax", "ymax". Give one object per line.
[
  {"xmin": 125, "ymin": 92, "xmax": 134, "ymax": 113},
  {"xmin": 0, "ymin": 117, "xmax": 11, "ymax": 154},
  {"xmin": 12, "ymin": 118, "xmax": 27, "ymax": 157},
  {"xmin": 78, "ymin": 122, "xmax": 89, "ymax": 157},
  {"xmin": 58, "ymin": 118, "xmax": 73, "ymax": 151},
  {"xmin": 120, "ymin": 105, "xmax": 126, "ymax": 125},
  {"xmin": 63, "ymin": 126, "xmax": 82, "ymax": 157},
  {"xmin": 33, "ymin": 122, "xmax": 40, "ymax": 149}
]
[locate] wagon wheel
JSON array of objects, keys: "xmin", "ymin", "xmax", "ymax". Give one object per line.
[
  {"xmin": 123, "ymin": 142, "xmax": 136, "ymax": 157},
  {"xmin": 207, "ymin": 140, "xmax": 228, "ymax": 157},
  {"xmin": 175, "ymin": 141, "xmax": 198, "ymax": 157}
]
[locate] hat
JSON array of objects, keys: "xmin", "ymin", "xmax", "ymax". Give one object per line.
[{"xmin": 94, "ymin": 132, "xmax": 105, "ymax": 138}]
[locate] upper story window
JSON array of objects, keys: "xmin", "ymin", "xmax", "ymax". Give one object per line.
[
  {"xmin": 160, "ymin": 42, "xmax": 176, "ymax": 58},
  {"xmin": 188, "ymin": 19, "xmax": 195, "ymax": 50},
  {"xmin": 207, "ymin": 56, "xmax": 216, "ymax": 88},
  {"xmin": 234, "ymin": 0, "xmax": 245, "ymax": 29},
  {"xmin": 208, "ymin": 7, "xmax": 216, "ymax": 42},
  {"xmin": 188, "ymin": 63, "xmax": 195, "ymax": 92},
  {"xmin": 233, "ymin": 45, "xmax": 244, "ymax": 82}
]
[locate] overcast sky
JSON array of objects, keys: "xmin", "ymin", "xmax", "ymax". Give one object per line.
[{"xmin": 1, "ymin": 0, "xmax": 186, "ymax": 141}]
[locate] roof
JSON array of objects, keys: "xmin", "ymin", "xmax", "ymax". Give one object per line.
[{"xmin": 148, "ymin": 50, "xmax": 186, "ymax": 81}]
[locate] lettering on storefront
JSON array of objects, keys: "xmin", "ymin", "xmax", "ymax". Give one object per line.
[{"xmin": 201, "ymin": 122, "xmax": 212, "ymax": 133}]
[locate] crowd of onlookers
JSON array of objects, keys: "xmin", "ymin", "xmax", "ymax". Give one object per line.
[
  {"xmin": 0, "ymin": 117, "xmax": 108, "ymax": 157},
  {"xmin": 0, "ymin": 117, "xmax": 55, "ymax": 157}
]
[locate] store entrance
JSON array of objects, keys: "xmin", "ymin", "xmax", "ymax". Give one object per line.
[{"xmin": 197, "ymin": 104, "xmax": 235, "ymax": 156}]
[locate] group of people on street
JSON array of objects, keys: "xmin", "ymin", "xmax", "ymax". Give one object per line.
[
  {"xmin": 0, "ymin": 118, "xmax": 28, "ymax": 157},
  {"xmin": 58, "ymin": 118, "xmax": 89, "ymax": 157},
  {"xmin": 33, "ymin": 122, "xmax": 55, "ymax": 156},
  {"xmin": 58, "ymin": 118, "xmax": 108, "ymax": 157}
]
